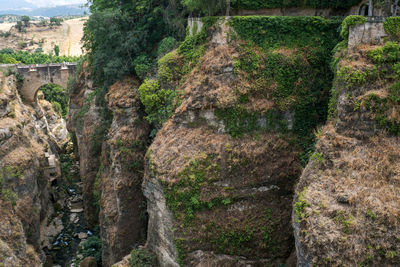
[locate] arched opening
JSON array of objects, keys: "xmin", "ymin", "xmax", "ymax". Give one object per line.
[
  {"xmin": 36, "ymin": 83, "xmax": 68, "ymax": 117},
  {"xmin": 359, "ymin": 4, "xmax": 369, "ymax": 16}
]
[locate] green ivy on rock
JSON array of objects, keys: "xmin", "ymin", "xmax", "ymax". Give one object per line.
[{"xmin": 231, "ymin": 0, "xmax": 362, "ymax": 10}]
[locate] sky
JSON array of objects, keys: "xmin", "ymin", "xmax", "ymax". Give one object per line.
[
  {"xmin": 25, "ymin": 0, "xmax": 87, "ymax": 7},
  {"xmin": 0, "ymin": 0, "xmax": 87, "ymax": 10}
]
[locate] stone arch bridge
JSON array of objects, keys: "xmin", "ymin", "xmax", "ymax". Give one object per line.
[{"xmin": 1, "ymin": 63, "xmax": 77, "ymax": 103}]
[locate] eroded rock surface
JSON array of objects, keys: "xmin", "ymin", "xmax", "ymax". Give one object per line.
[
  {"xmin": 0, "ymin": 71, "xmax": 68, "ymax": 265},
  {"xmin": 294, "ymin": 38, "xmax": 400, "ymax": 266},
  {"xmin": 99, "ymin": 78, "xmax": 149, "ymax": 266},
  {"xmin": 143, "ymin": 31, "xmax": 302, "ymax": 266}
]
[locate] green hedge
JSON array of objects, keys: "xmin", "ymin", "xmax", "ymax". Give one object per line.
[
  {"xmin": 228, "ymin": 16, "xmax": 343, "ymax": 163},
  {"xmin": 384, "ymin": 17, "xmax": 400, "ymax": 40},
  {"xmin": 229, "ymin": 16, "xmax": 342, "ymax": 50},
  {"xmin": 232, "ymin": 0, "xmax": 362, "ymax": 10},
  {"xmin": 340, "ymin": 15, "xmax": 366, "ymax": 40}
]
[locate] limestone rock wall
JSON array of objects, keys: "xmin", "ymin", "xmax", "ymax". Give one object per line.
[
  {"xmin": 293, "ymin": 30, "xmax": 400, "ymax": 267},
  {"xmin": 0, "ymin": 71, "xmax": 68, "ymax": 266},
  {"xmin": 67, "ymin": 66, "xmax": 151, "ymax": 266},
  {"xmin": 142, "ymin": 29, "xmax": 300, "ymax": 266},
  {"xmin": 99, "ymin": 78, "xmax": 149, "ymax": 266}
]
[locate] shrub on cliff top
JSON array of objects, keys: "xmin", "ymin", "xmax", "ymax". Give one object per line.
[
  {"xmin": 367, "ymin": 42, "xmax": 400, "ymax": 64},
  {"xmin": 232, "ymin": 0, "xmax": 362, "ymax": 10},
  {"xmin": 384, "ymin": 17, "xmax": 400, "ymax": 40},
  {"xmin": 229, "ymin": 16, "xmax": 342, "ymax": 51},
  {"xmin": 138, "ymin": 79, "xmax": 176, "ymax": 129},
  {"xmin": 340, "ymin": 15, "xmax": 366, "ymax": 40},
  {"xmin": 157, "ymin": 37, "xmax": 178, "ymax": 58}
]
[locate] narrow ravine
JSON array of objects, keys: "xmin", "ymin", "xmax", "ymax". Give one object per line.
[{"xmin": 44, "ymin": 145, "xmax": 97, "ymax": 267}]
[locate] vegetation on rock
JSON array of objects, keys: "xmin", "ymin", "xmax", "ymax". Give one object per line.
[
  {"xmin": 0, "ymin": 48, "xmax": 79, "ymax": 64},
  {"xmin": 39, "ymin": 84, "xmax": 69, "ymax": 117},
  {"xmin": 231, "ymin": 0, "xmax": 362, "ymax": 9}
]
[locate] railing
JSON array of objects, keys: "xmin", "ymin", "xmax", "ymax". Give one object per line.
[
  {"xmin": 0, "ymin": 62, "xmax": 77, "ymax": 69},
  {"xmin": 366, "ymin": 16, "xmax": 386, "ymax": 23},
  {"xmin": 16, "ymin": 62, "xmax": 78, "ymax": 69}
]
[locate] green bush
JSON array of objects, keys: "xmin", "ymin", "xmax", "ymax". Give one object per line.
[
  {"xmin": 157, "ymin": 51, "xmax": 182, "ymax": 85},
  {"xmin": 294, "ymin": 187, "xmax": 310, "ymax": 222},
  {"xmin": 231, "ymin": 0, "xmax": 362, "ymax": 10},
  {"xmin": 50, "ymin": 17, "xmax": 63, "ymax": 26},
  {"xmin": 157, "ymin": 37, "xmax": 178, "ymax": 58},
  {"xmin": 133, "ymin": 55, "xmax": 152, "ymax": 80},
  {"xmin": 0, "ymin": 54, "xmax": 18, "ymax": 64},
  {"xmin": 337, "ymin": 66, "xmax": 368, "ymax": 87},
  {"xmin": 83, "ymin": 1, "xmax": 185, "ymax": 88},
  {"xmin": 79, "ymin": 236, "xmax": 102, "ymax": 265},
  {"xmin": 384, "ymin": 17, "xmax": 400, "ymax": 40},
  {"xmin": 0, "ymin": 49, "xmax": 80, "ymax": 64},
  {"xmin": 138, "ymin": 79, "xmax": 176, "ymax": 128},
  {"xmin": 389, "ymin": 82, "xmax": 400, "ymax": 103},
  {"xmin": 39, "ymin": 84, "xmax": 69, "ymax": 117},
  {"xmin": 1, "ymin": 189, "xmax": 18, "ymax": 206},
  {"xmin": 229, "ymin": 16, "xmax": 342, "ymax": 50},
  {"xmin": 129, "ymin": 249, "xmax": 157, "ymax": 267},
  {"xmin": 181, "ymin": 0, "xmax": 227, "ymax": 16},
  {"xmin": 340, "ymin": 15, "xmax": 366, "ymax": 40},
  {"xmin": 367, "ymin": 42, "xmax": 400, "ymax": 64}
]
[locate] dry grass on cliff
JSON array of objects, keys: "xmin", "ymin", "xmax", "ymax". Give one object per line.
[
  {"xmin": 106, "ymin": 77, "xmax": 140, "ymax": 108},
  {"xmin": 297, "ymin": 123, "xmax": 400, "ymax": 265},
  {"xmin": 176, "ymin": 44, "xmax": 239, "ymax": 114},
  {"xmin": 150, "ymin": 123, "xmax": 301, "ymax": 261}
]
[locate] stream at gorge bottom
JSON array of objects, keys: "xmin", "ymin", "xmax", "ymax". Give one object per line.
[{"xmin": 44, "ymin": 148, "xmax": 101, "ymax": 267}]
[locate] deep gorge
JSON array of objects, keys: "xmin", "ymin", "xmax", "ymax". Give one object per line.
[{"xmin": 1, "ymin": 1, "xmax": 400, "ymax": 266}]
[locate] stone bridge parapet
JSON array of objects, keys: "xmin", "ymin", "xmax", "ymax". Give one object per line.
[{"xmin": 0, "ymin": 63, "xmax": 77, "ymax": 103}]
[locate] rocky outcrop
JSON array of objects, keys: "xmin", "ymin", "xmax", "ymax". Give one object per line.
[
  {"xmin": 99, "ymin": 78, "xmax": 149, "ymax": 266},
  {"xmin": 67, "ymin": 62, "xmax": 102, "ymax": 227},
  {"xmin": 0, "ymin": 202, "xmax": 41, "ymax": 266},
  {"xmin": 294, "ymin": 34, "xmax": 400, "ymax": 266},
  {"xmin": 0, "ymin": 71, "xmax": 68, "ymax": 265},
  {"xmin": 68, "ymin": 64, "xmax": 151, "ymax": 265},
  {"xmin": 142, "ymin": 27, "xmax": 302, "ymax": 266}
]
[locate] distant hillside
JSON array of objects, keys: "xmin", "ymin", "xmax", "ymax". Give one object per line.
[{"xmin": 0, "ymin": 5, "xmax": 89, "ymax": 17}]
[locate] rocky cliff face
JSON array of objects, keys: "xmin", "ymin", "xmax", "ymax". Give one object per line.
[
  {"xmin": 294, "ymin": 29, "xmax": 400, "ymax": 266},
  {"xmin": 142, "ymin": 22, "xmax": 307, "ymax": 266},
  {"xmin": 68, "ymin": 67, "xmax": 150, "ymax": 266},
  {"xmin": 99, "ymin": 78, "xmax": 149, "ymax": 266},
  {"xmin": 0, "ymin": 71, "xmax": 68, "ymax": 266}
]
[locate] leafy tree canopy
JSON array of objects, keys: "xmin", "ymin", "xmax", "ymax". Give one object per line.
[
  {"xmin": 84, "ymin": 0, "xmax": 187, "ymax": 87},
  {"xmin": 0, "ymin": 49, "xmax": 79, "ymax": 64}
]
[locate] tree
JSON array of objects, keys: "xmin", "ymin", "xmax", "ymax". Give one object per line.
[
  {"xmin": 181, "ymin": 0, "xmax": 226, "ymax": 16},
  {"xmin": 21, "ymin": 16, "xmax": 30, "ymax": 26},
  {"xmin": 50, "ymin": 17, "xmax": 63, "ymax": 26},
  {"xmin": 54, "ymin": 45, "xmax": 60, "ymax": 56},
  {"xmin": 83, "ymin": 0, "xmax": 185, "ymax": 87},
  {"xmin": 15, "ymin": 21, "xmax": 23, "ymax": 32},
  {"xmin": 39, "ymin": 84, "xmax": 69, "ymax": 117}
]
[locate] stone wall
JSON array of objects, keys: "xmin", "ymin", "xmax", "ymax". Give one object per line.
[{"xmin": 348, "ymin": 19, "xmax": 387, "ymax": 49}]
